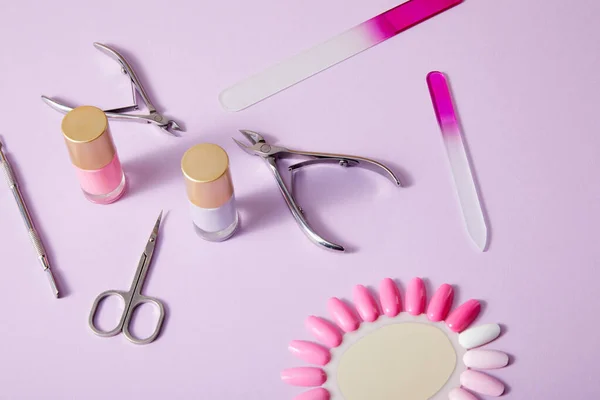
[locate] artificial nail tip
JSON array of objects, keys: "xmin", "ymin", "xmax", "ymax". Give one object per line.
[{"xmin": 459, "ymin": 323, "xmax": 501, "ymax": 349}]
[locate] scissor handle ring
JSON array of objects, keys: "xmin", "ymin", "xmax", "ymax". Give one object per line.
[
  {"xmin": 88, "ymin": 290, "xmax": 131, "ymax": 337},
  {"xmin": 122, "ymin": 294, "xmax": 166, "ymax": 345}
]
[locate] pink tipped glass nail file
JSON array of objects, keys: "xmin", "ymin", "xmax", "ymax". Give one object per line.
[
  {"xmin": 220, "ymin": 0, "xmax": 463, "ymax": 111},
  {"xmin": 427, "ymin": 71, "xmax": 488, "ymax": 251}
]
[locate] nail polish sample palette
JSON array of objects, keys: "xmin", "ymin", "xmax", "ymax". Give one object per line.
[{"xmin": 282, "ymin": 278, "xmax": 509, "ymax": 400}]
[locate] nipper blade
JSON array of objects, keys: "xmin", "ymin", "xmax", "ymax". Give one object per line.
[
  {"xmin": 239, "ymin": 130, "xmax": 265, "ymax": 145},
  {"xmin": 232, "ymin": 138, "xmax": 257, "ymax": 156}
]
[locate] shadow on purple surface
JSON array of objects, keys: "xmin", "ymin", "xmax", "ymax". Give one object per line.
[
  {"xmin": 235, "ymin": 189, "xmax": 289, "ymax": 237},
  {"xmin": 121, "ymin": 137, "xmax": 199, "ymax": 198},
  {"xmin": 385, "ymin": 159, "xmax": 414, "ymax": 188},
  {"xmin": 499, "ymin": 323, "xmax": 509, "ymax": 337},
  {"xmin": 473, "ymin": 299, "xmax": 488, "ymax": 325}
]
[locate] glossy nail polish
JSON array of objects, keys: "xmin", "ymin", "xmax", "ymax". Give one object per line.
[
  {"xmin": 427, "ymin": 283, "xmax": 454, "ymax": 322},
  {"xmin": 293, "ymin": 388, "xmax": 330, "ymax": 400},
  {"xmin": 327, "ymin": 298, "xmax": 360, "ymax": 332},
  {"xmin": 288, "ymin": 340, "xmax": 331, "ymax": 365},
  {"xmin": 448, "ymin": 388, "xmax": 478, "ymax": 400},
  {"xmin": 406, "ymin": 277, "xmax": 426, "ymax": 315},
  {"xmin": 379, "ymin": 278, "xmax": 402, "ymax": 317},
  {"xmin": 353, "ymin": 285, "xmax": 379, "ymax": 322},
  {"xmin": 446, "ymin": 299, "xmax": 481, "ymax": 332},
  {"xmin": 61, "ymin": 106, "xmax": 126, "ymax": 204},
  {"xmin": 463, "ymin": 349, "xmax": 509, "ymax": 369},
  {"xmin": 281, "ymin": 367, "xmax": 327, "ymax": 387},
  {"xmin": 460, "ymin": 370, "xmax": 505, "ymax": 396},
  {"xmin": 181, "ymin": 144, "xmax": 239, "ymax": 242},
  {"xmin": 305, "ymin": 316, "xmax": 342, "ymax": 348}
]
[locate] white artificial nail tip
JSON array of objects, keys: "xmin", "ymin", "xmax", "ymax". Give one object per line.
[
  {"xmin": 458, "ymin": 323, "xmax": 501, "ymax": 349},
  {"xmin": 463, "ymin": 349, "xmax": 509, "ymax": 369}
]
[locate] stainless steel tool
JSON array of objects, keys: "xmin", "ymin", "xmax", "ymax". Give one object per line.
[
  {"xmin": 0, "ymin": 139, "xmax": 59, "ymax": 298},
  {"xmin": 233, "ymin": 130, "xmax": 402, "ymax": 252},
  {"xmin": 88, "ymin": 212, "xmax": 166, "ymax": 345},
  {"xmin": 42, "ymin": 42, "xmax": 182, "ymax": 136}
]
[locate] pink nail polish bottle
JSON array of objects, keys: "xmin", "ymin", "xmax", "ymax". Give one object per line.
[{"xmin": 61, "ymin": 106, "xmax": 126, "ymax": 204}]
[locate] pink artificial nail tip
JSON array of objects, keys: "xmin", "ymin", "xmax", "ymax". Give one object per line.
[
  {"xmin": 353, "ymin": 285, "xmax": 379, "ymax": 322},
  {"xmin": 406, "ymin": 277, "xmax": 426, "ymax": 315},
  {"xmin": 427, "ymin": 283, "xmax": 454, "ymax": 321},
  {"xmin": 448, "ymin": 387, "xmax": 478, "ymax": 400},
  {"xmin": 327, "ymin": 297, "xmax": 360, "ymax": 332},
  {"xmin": 379, "ymin": 278, "xmax": 402, "ymax": 317},
  {"xmin": 463, "ymin": 349, "xmax": 509, "ymax": 369},
  {"xmin": 460, "ymin": 370, "xmax": 505, "ymax": 396},
  {"xmin": 446, "ymin": 299, "xmax": 481, "ymax": 332},
  {"xmin": 293, "ymin": 388, "xmax": 330, "ymax": 400},
  {"xmin": 281, "ymin": 367, "xmax": 327, "ymax": 387},
  {"xmin": 288, "ymin": 340, "xmax": 331, "ymax": 366},
  {"xmin": 305, "ymin": 316, "xmax": 343, "ymax": 348}
]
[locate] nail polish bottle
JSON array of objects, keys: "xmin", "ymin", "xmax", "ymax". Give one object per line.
[
  {"xmin": 61, "ymin": 106, "xmax": 126, "ymax": 204},
  {"xmin": 181, "ymin": 143, "xmax": 239, "ymax": 241}
]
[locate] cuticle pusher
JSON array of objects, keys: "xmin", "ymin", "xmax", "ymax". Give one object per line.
[{"xmin": 0, "ymin": 139, "xmax": 59, "ymax": 297}]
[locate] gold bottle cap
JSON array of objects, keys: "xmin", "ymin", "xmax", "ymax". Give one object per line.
[
  {"xmin": 181, "ymin": 143, "xmax": 234, "ymax": 209},
  {"xmin": 61, "ymin": 106, "xmax": 116, "ymax": 170}
]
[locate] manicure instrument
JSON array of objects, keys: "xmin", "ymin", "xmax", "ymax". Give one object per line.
[
  {"xmin": 42, "ymin": 42, "xmax": 182, "ymax": 136},
  {"xmin": 233, "ymin": 130, "xmax": 402, "ymax": 252},
  {"xmin": 0, "ymin": 139, "xmax": 59, "ymax": 298},
  {"xmin": 427, "ymin": 71, "xmax": 488, "ymax": 251},
  {"xmin": 220, "ymin": 0, "xmax": 463, "ymax": 111},
  {"xmin": 89, "ymin": 212, "xmax": 166, "ymax": 344}
]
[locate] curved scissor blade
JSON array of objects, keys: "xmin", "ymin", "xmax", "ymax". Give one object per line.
[
  {"xmin": 152, "ymin": 211, "xmax": 163, "ymax": 237},
  {"xmin": 144, "ymin": 211, "xmax": 163, "ymax": 259}
]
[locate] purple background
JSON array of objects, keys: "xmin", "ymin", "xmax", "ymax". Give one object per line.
[{"xmin": 1, "ymin": 0, "xmax": 599, "ymax": 398}]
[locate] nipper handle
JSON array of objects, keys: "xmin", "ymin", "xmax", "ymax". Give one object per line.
[
  {"xmin": 265, "ymin": 157, "xmax": 345, "ymax": 252},
  {"xmin": 287, "ymin": 149, "xmax": 402, "ymax": 186}
]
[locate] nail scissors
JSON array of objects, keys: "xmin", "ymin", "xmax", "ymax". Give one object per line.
[
  {"xmin": 42, "ymin": 42, "xmax": 182, "ymax": 136},
  {"xmin": 88, "ymin": 212, "xmax": 166, "ymax": 345},
  {"xmin": 233, "ymin": 130, "xmax": 402, "ymax": 252}
]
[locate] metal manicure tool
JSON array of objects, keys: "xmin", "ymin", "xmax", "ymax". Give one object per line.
[
  {"xmin": 41, "ymin": 42, "xmax": 182, "ymax": 136},
  {"xmin": 88, "ymin": 211, "xmax": 166, "ymax": 345},
  {"xmin": 0, "ymin": 139, "xmax": 59, "ymax": 298},
  {"xmin": 233, "ymin": 130, "xmax": 402, "ymax": 252}
]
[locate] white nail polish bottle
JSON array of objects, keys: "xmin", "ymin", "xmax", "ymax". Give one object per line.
[{"xmin": 181, "ymin": 143, "xmax": 239, "ymax": 242}]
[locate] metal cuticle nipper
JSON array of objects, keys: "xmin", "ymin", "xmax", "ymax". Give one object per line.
[
  {"xmin": 41, "ymin": 42, "xmax": 183, "ymax": 136},
  {"xmin": 233, "ymin": 130, "xmax": 402, "ymax": 252}
]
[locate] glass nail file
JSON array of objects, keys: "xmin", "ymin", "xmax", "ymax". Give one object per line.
[
  {"xmin": 220, "ymin": 0, "xmax": 464, "ymax": 111},
  {"xmin": 427, "ymin": 71, "xmax": 488, "ymax": 251}
]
